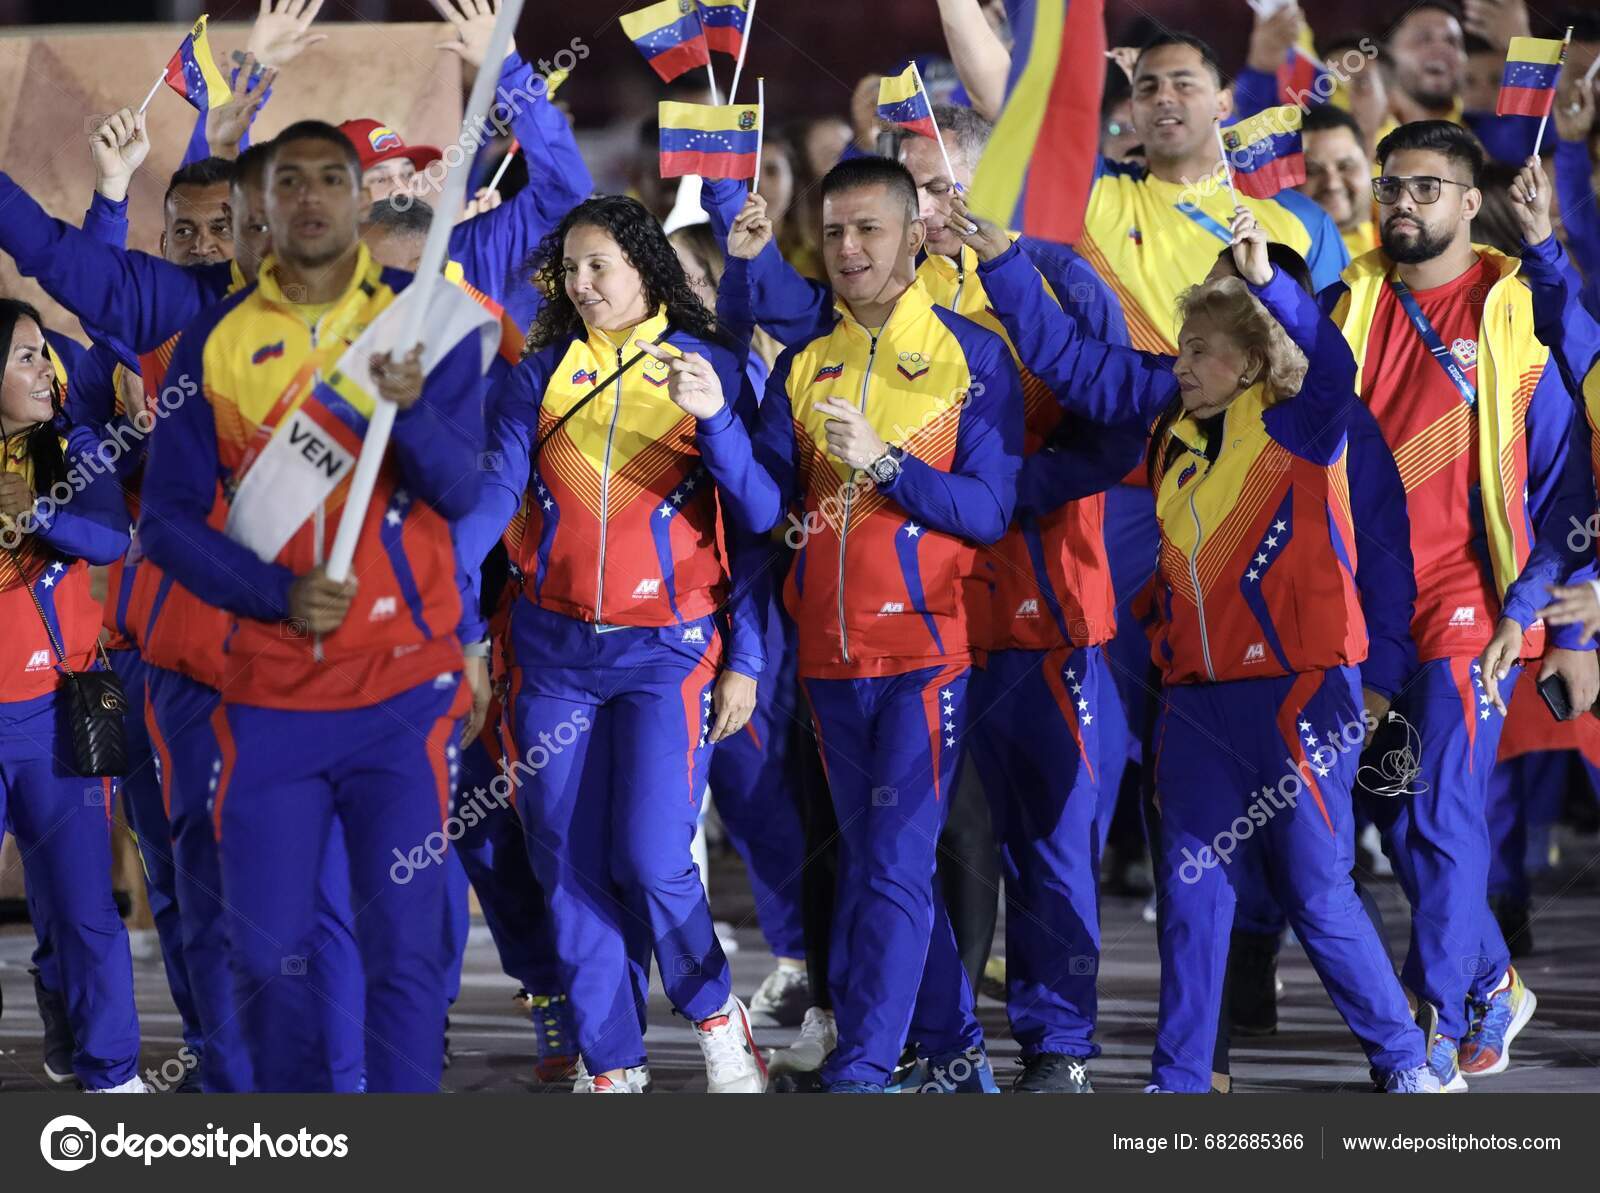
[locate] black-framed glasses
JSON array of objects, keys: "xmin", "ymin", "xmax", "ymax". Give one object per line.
[{"xmin": 1372, "ymin": 175, "xmax": 1473, "ymax": 205}]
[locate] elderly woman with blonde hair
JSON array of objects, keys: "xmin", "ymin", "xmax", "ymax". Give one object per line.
[{"xmin": 955, "ymin": 200, "xmax": 1439, "ymax": 1095}]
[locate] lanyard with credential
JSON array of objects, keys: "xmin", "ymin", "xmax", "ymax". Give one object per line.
[
  {"xmin": 1175, "ymin": 201, "xmax": 1233, "ymax": 245},
  {"xmin": 1388, "ymin": 276, "xmax": 1477, "ymax": 409}
]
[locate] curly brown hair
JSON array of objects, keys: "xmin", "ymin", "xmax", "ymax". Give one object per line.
[{"xmin": 524, "ymin": 195, "xmax": 727, "ymax": 354}]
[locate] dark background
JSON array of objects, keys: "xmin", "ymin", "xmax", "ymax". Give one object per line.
[{"xmin": 2, "ymin": 0, "xmax": 1590, "ymax": 126}]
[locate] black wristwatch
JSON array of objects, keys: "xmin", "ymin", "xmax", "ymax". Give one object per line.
[{"xmin": 866, "ymin": 445, "xmax": 904, "ymax": 485}]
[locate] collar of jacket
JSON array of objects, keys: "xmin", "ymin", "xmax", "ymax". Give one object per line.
[
  {"xmin": 581, "ymin": 306, "xmax": 671, "ymax": 362},
  {"xmin": 831, "ymin": 272, "xmax": 938, "ymax": 341},
  {"xmin": 1166, "ymin": 381, "xmax": 1269, "ymax": 460},
  {"xmin": 254, "ymin": 243, "xmax": 382, "ymax": 315}
]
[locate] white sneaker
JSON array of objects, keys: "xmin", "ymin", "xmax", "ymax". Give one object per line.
[
  {"xmin": 748, "ymin": 964, "xmax": 810, "ymax": 1026},
  {"xmin": 695, "ymin": 996, "xmax": 767, "ymax": 1093},
  {"xmin": 767, "ymin": 1006, "xmax": 837, "ymax": 1075},
  {"xmin": 572, "ymin": 1060, "xmax": 652, "ymax": 1093},
  {"xmin": 87, "ymin": 1076, "xmax": 149, "ymax": 1093}
]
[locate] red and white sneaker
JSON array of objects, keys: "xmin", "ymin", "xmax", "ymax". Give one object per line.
[{"xmin": 695, "ymin": 996, "xmax": 767, "ymax": 1093}]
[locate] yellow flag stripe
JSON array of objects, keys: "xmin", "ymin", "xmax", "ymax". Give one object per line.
[{"xmin": 967, "ymin": 0, "xmax": 1065, "ymax": 224}]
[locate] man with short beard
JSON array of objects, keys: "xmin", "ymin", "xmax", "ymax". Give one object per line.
[
  {"xmin": 1325, "ymin": 119, "xmax": 1598, "ymax": 1090},
  {"xmin": 1299, "ymin": 106, "xmax": 1379, "ymax": 257}
]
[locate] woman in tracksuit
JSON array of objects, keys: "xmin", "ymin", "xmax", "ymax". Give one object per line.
[
  {"xmin": 0, "ymin": 299, "xmax": 143, "ymax": 1092},
  {"xmin": 962, "ymin": 208, "xmax": 1437, "ymax": 1093},
  {"xmin": 457, "ymin": 196, "xmax": 770, "ymax": 1094}
]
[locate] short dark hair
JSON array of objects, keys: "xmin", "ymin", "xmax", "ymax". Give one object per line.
[
  {"xmin": 1376, "ymin": 119, "xmax": 1484, "ymax": 186},
  {"xmin": 1384, "ymin": 2, "xmax": 1464, "ymax": 44},
  {"xmin": 1302, "ymin": 104, "xmax": 1366, "ymax": 143},
  {"xmin": 271, "ymin": 120, "xmax": 362, "ymax": 175},
  {"xmin": 232, "ymin": 142, "xmax": 272, "ymax": 192},
  {"xmin": 1134, "ymin": 33, "xmax": 1224, "ymax": 88},
  {"xmin": 364, "ymin": 198, "xmax": 434, "ymax": 236},
  {"xmin": 820, "ymin": 155, "xmax": 919, "ymax": 224},
  {"xmin": 165, "ymin": 156, "xmax": 233, "ymax": 206}
]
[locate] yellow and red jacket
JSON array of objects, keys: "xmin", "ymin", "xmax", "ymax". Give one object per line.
[
  {"xmin": 137, "ymin": 247, "xmax": 491, "ymax": 710},
  {"xmin": 460, "ymin": 309, "xmax": 767, "ymax": 676},
  {"xmin": 696, "ymin": 275, "xmax": 1024, "ymax": 679}
]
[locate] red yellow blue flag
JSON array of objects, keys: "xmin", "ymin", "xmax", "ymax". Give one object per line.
[
  {"xmin": 876, "ymin": 65, "xmax": 937, "ymax": 140},
  {"xmin": 621, "ymin": 1, "xmax": 711, "ymax": 84},
  {"xmin": 1277, "ymin": 27, "xmax": 1332, "ymax": 105},
  {"xmin": 1221, "ymin": 105, "xmax": 1305, "ymax": 200},
  {"xmin": 658, "ymin": 101, "xmax": 762, "ymax": 179},
  {"xmin": 161, "ymin": 15, "xmax": 232, "ymax": 112},
  {"xmin": 966, "ymin": 0, "xmax": 1104, "ymax": 246},
  {"xmin": 1496, "ymin": 36, "xmax": 1566, "ymax": 118},
  {"xmin": 696, "ymin": 1, "xmax": 749, "ymax": 58}
]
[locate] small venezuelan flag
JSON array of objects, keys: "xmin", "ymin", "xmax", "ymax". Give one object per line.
[
  {"xmin": 621, "ymin": 0, "xmax": 710, "ymax": 84},
  {"xmin": 697, "ymin": 1, "xmax": 749, "ymax": 58},
  {"xmin": 162, "ymin": 15, "xmax": 232, "ymax": 112},
  {"xmin": 1496, "ymin": 36, "xmax": 1566, "ymax": 118},
  {"xmin": 966, "ymin": 0, "xmax": 1104, "ymax": 246},
  {"xmin": 1277, "ymin": 27, "xmax": 1332, "ymax": 106},
  {"xmin": 877, "ymin": 65, "xmax": 937, "ymax": 139},
  {"xmin": 1221, "ymin": 106, "xmax": 1306, "ymax": 200},
  {"xmin": 658, "ymin": 102, "xmax": 761, "ymax": 179}
]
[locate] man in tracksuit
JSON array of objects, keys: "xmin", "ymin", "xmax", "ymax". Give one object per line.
[
  {"xmin": 1324, "ymin": 121, "xmax": 1598, "ymax": 1088},
  {"xmin": 692, "ymin": 156, "xmax": 1023, "ymax": 1092},
  {"xmin": 139, "ymin": 122, "xmax": 496, "ymax": 1092}
]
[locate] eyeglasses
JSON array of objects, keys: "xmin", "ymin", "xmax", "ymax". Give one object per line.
[{"xmin": 1371, "ymin": 175, "xmax": 1473, "ymax": 205}]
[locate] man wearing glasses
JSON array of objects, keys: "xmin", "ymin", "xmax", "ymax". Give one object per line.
[{"xmin": 1325, "ymin": 120, "xmax": 1598, "ymax": 1091}]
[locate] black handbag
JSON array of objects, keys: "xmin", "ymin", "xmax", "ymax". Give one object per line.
[{"xmin": 11, "ymin": 548, "xmax": 128, "ymax": 776}]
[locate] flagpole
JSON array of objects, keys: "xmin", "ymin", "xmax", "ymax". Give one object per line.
[
  {"xmin": 1585, "ymin": 50, "xmax": 1600, "ymax": 87},
  {"xmin": 728, "ymin": 0, "xmax": 758, "ymax": 103},
  {"xmin": 705, "ymin": 61, "xmax": 722, "ymax": 106},
  {"xmin": 910, "ymin": 60, "xmax": 958, "ymax": 186},
  {"xmin": 325, "ymin": 0, "xmax": 526, "ymax": 584},
  {"xmin": 487, "ymin": 137, "xmax": 520, "ymax": 193},
  {"xmin": 137, "ymin": 69, "xmax": 165, "ymax": 115},
  {"xmin": 1535, "ymin": 27, "xmax": 1575, "ymax": 157},
  {"xmin": 1212, "ymin": 122, "xmax": 1242, "ymax": 208},
  {"xmin": 753, "ymin": 76, "xmax": 765, "ymax": 194}
]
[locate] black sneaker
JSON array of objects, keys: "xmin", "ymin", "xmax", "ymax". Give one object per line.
[
  {"xmin": 1488, "ymin": 895, "xmax": 1533, "ymax": 959},
  {"xmin": 31, "ymin": 967, "xmax": 75, "ymax": 1084},
  {"xmin": 1227, "ymin": 931, "xmax": 1279, "ymax": 1036},
  {"xmin": 1013, "ymin": 1052, "xmax": 1094, "ymax": 1093}
]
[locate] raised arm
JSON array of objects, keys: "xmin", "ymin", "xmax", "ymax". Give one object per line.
[
  {"xmin": 934, "ymin": 0, "xmax": 1010, "ymax": 120},
  {"xmin": 718, "ymin": 186, "xmax": 836, "ymax": 347}
]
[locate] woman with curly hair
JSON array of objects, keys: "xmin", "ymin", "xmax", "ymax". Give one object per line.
[
  {"xmin": 957, "ymin": 202, "xmax": 1439, "ymax": 1094},
  {"xmin": 0, "ymin": 298, "xmax": 144, "ymax": 1091},
  {"xmin": 457, "ymin": 195, "xmax": 769, "ymax": 1093}
]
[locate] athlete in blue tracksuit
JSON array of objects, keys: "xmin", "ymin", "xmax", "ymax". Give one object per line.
[{"xmin": 2, "ymin": 303, "xmax": 142, "ymax": 1090}]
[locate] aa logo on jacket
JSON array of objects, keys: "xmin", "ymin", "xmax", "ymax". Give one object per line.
[{"xmin": 25, "ymin": 649, "xmax": 52, "ymax": 672}]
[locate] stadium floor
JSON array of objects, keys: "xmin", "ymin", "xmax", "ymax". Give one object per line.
[{"xmin": 4, "ymin": 835, "xmax": 1599, "ymax": 1094}]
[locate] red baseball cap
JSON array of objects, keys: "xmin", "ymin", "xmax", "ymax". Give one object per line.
[{"xmin": 338, "ymin": 118, "xmax": 442, "ymax": 174}]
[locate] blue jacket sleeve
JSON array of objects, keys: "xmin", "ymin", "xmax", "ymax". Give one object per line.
[
  {"xmin": 138, "ymin": 319, "xmax": 298, "ymax": 623},
  {"xmin": 695, "ymin": 350, "xmax": 799, "ymax": 536},
  {"xmin": 873, "ymin": 317, "xmax": 1022, "ymax": 545},
  {"xmin": 0, "ymin": 172, "xmax": 227, "ymax": 353},
  {"xmin": 82, "ymin": 191, "xmax": 129, "ymax": 248},
  {"xmin": 388, "ymin": 333, "xmax": 488, "ymax": 521},
  {"xmin": 30, "ymin": 424, "xmax": 132, "ymax": 566},
  {"xmin": 1500, "ymin": 365, "xmax": 1598, "ymax": 647},
  {"xmin": 1016, "ymin": 416, "xmax": 1147, "ymax": 517},
  {"xmin": 447, "ymin": 56, "xmax": 590, "ymax": 329},
  {"xmin": 717, "ymin": 254, "xmax": 757, "ymax": 351},
  {"xmin": 1520, "ymin": 234, "xmax": 1600, "ymax": 404},
  {"xmin": 61, "ymin": 342, "xmax": 149, "ymax": 488},
  {"xmin": 1345, "ymin": 403, "xmax": 1417, "ymax": 698},
  {"xmin": 1018, "ymin": 237, "xmax": 1131, "ymax": 348},
  {"xmin": 977, "ymin": 240, "xmax": 1179, "ymax": 425},
  {"xmin": 1254, "ymin": 265, "xmax": 1359, "ymax": 463},
  {"xmin": 455, "ymin": 349, "xmax": 553, "ymax": 571},
  {"xmin": 1555, "ymin": 137, "xmax": 1600, "ymax": 282},
  {"xmin": 708, "ymin": 350, "xmax": 769, "ymax": 679}
]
